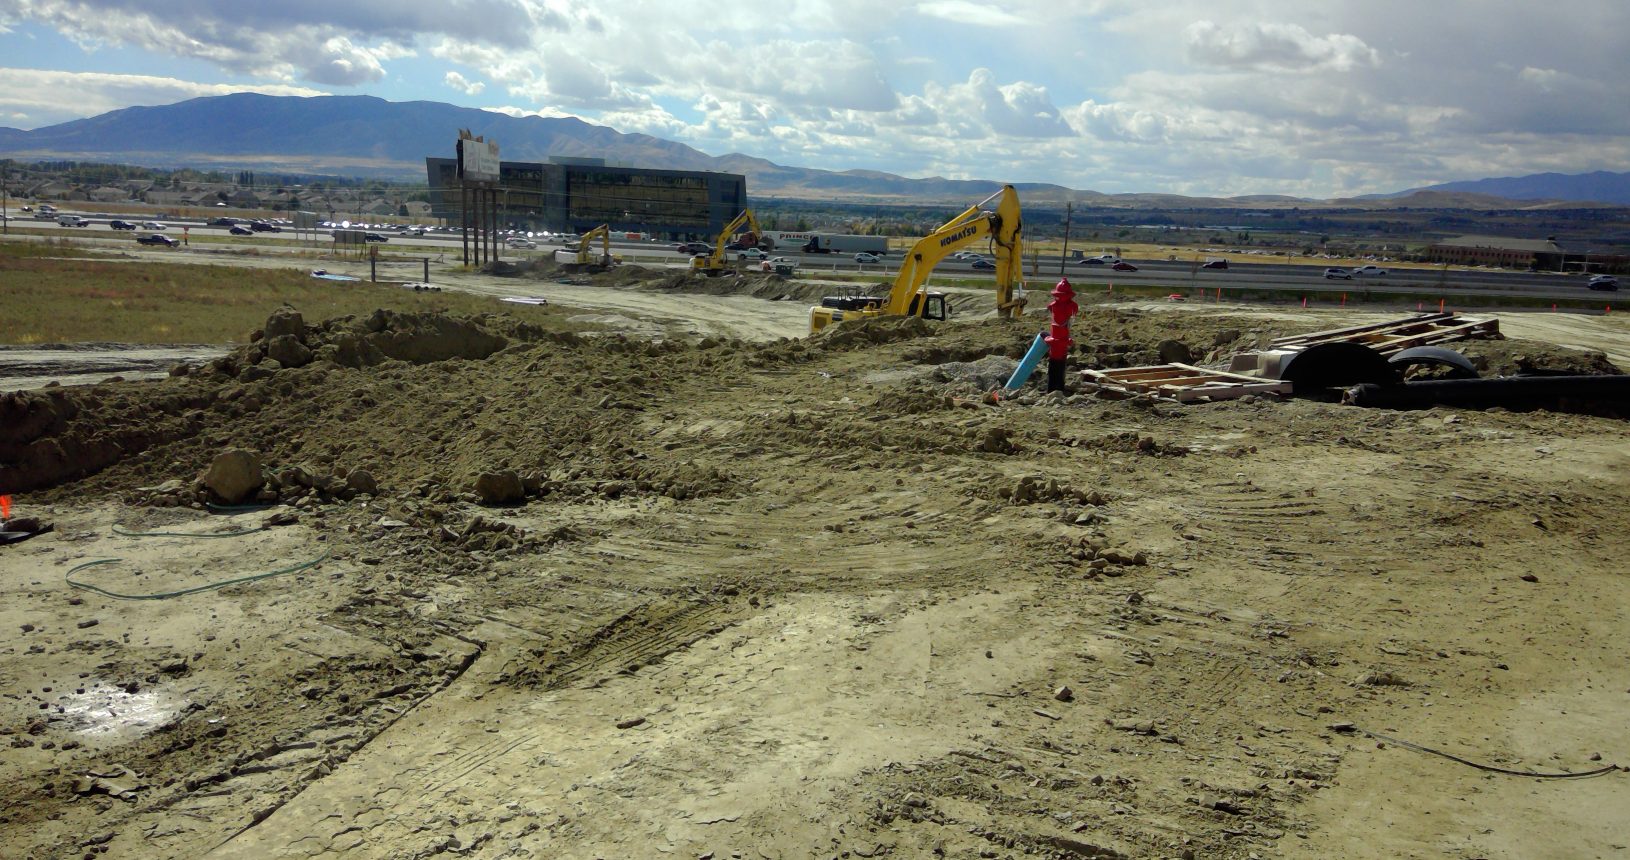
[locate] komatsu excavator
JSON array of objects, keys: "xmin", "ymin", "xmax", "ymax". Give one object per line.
[
  {"xmin": 554, "ymin": 224, "xmax": 617, "ymax": 273},
  {"xmin": 691, "ymin": 209, "xmax": 767, "ymax": 276},
  {"xmin": 808, "ymin": 185, "xmax": 1024, "ymax": 334}
]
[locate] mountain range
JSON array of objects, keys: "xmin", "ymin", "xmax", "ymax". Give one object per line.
[{"xmin": 1, "ymin": 93, "xmax": 1626, "ymax": 207}]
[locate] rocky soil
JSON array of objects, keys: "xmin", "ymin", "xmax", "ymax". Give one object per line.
[{"xmin": 2, "ymin": 293, "xmax": 1627, "ymax": 860}]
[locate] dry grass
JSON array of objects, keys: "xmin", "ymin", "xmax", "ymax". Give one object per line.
[{"xmin": 0, "ymin": 248, "xmax": 589, "ymax": 345}]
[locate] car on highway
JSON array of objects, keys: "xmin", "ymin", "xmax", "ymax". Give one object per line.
[
  {"xmin": 1353, "ymin": 265, "xmax": 1389, "ymax": 276},
  {"xmin": 738, "ymin": 248, "xmax": 769, "ymax": 261},
  {"xmin": 208, "ymin": 217, "xmax": 237, "ymax": 227},
  {"xmin": 1111, "ymin": 261, "xmax": 1138, "ymax": 272},
  {"xmin": 506, "ymin": 237, "xmax": 537, "ymax": 249},
  {"xmin": 250, "ymin": 221, "xmax": 280, "ymax": 233},
  {"xmin": 141, "ymin": 221, "xmax": 167, "ymax": 231},
  {"xmin": 675, "ymin": 241, "xmax": 712, "ymax": 255},
  {"xmin": 854, "ymin": 252, "xmax": 884, "ymax": 264},
  {"xmin": 1323, "ymin": 267, "xmax": 1354, "ymax": 280},
  {"xmin": 229, "ymin": 225, "xmax": 254, "ymax": 236},
  {"xmin": 1076, "ymin": 257, "xmax": 1105, "ymax": 265},
  {"xmin": 364, "ymin": 232, "xmax": 390, "ymax": 243},
  {"xmin": 971, "ymin": 258, "xmax": 996, "ymax": 270},
  {"xmin": 109, "ymin": 220, "xmax": 137, "ymax": 230},
  {"xmin": 1201, "ymin": 259, "xmax": 1228, "ymax": 270},
  {"xmin": 1588, "ymin": 275, "xmax": 1619, "ymax": 291},
  {"xmin": 136, "ymin": 233, "xmax": 179, "ymax": 247}
]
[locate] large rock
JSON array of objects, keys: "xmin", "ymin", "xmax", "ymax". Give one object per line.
[
  {"xmin": 264, "ymin": 308, "xmax": 306, "ymax": 342},
  {"xmin": 472, "ymin": 470, "xmax": 525, "ymax": 506},
  {"xmin": 202, "ymin": 448, "xmax": 264, "ymax": 504},
  {"xmin": 346, "ymin": 469, "xmax": 379, "ymax": 496},
  {"xmin": 1156, "ymin": 339, "xmax": 1194, "ymax": 365},
  {"xmin": 265, "ymin": 335, "xmax": 314, "ymax": 369}
]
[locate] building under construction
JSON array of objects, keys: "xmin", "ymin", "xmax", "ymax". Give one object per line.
[{"xmin": 424, "ymin": 156, "xmax": 745, "ymax": 241}]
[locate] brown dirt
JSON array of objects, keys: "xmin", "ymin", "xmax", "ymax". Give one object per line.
[{"xmin": 3, "ymin": 302, "xmax": 1628, "ymax": 860}]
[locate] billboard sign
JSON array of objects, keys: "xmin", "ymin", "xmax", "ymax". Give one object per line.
[
  {"xmin": 458, "ymin": 137, "xmax": 501, "ymax": 183},
  {"xmin": 294, "ymin": 211, "xmax": 319, "ymax": 229},
  {"xmin": 333, "ymin": 229, "xmax": 367, "ymax": 245}
]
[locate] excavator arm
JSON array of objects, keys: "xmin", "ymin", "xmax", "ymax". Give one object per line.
[
  {"xmin": 692, "ymin": 210, "xmax": 764, "ymax": 275},
  {"xmin": 555, "ymin": 224, "xmax": 615, "ymax": 271},
  {"xmin": 809, "ymin": 185, "xmax": 1024, "ymax": 333}
]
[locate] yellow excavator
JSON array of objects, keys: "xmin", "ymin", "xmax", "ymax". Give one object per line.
[
  {"xmin": 691, "ymin": 210, "xmax": 767, "ymax": 276},
  {"xmin": 808, "ymin": 185, "xmax": 1024, "ymax": 333},
  {"xmin": 554, "ymin": 224, "xmax": 617, "ymax": 272}
]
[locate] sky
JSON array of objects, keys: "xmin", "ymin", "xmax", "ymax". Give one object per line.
[{"xmin": 0, "ymin": 0, "xmax": 1627, "ymax": 198}]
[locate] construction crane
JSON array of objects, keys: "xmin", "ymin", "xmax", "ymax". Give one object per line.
[
  {"xmin": 554, "ymin": 224, "xmax": 617, "ymax": 273},
  {"xmin": 691, "ymin": 210, "xmax": 767, "ymax": 276},
  {"xmin": 809, "ymin": 185, "xmax": 1024, "ymax": 333}
]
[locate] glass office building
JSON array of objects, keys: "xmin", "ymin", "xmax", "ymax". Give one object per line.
[{"xmin": 425, "ymin": 157, "xmax": 746, "ymax": 241}]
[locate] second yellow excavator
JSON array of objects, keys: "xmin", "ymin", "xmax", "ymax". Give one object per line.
[
  {"xmin": 808, "ymin": 185, "xmax": 1024, "ymax": 333},
  {"xmin": 691, "ymin": 210, "xmax": 768, "ymax": 276},
  {"xmin": 554, "ymin": 224, "xmax": 618, "ymax": 273}
]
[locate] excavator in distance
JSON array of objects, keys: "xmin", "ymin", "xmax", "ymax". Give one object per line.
[
  {"xmin": 809, "ymin": 185, "xmax": 1025, "ymax": 334},
  {"xmin": 554, "ymin": 224, "xmax": 618, "ymax": 273},
  {"xmin": 691, "ymin": 210, "xmax": 769, "ymax": 276}
]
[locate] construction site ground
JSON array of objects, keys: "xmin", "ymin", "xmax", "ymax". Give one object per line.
[{"xmin": 2, "ymin": 259, "xmax": 1627, "ymax": 860}]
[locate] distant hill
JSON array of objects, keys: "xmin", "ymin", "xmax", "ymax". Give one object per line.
[
  {"xmin": 1372, "ymin": 171, "xmax": 1630, "ymax": 205},
  {"xmin": 2, "ymin": 93, "xmax": 1625, "ymax": 207}
]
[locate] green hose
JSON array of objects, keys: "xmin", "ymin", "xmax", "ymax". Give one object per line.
[
  {"xmin": 113, "ymin": 524, "xmax": 262, "ymax": 538},
  {"xmin": 66, "ymin": 551, "xmax": 330, "ymax": 600}
]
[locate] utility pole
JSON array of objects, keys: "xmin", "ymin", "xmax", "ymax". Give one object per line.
[
  {"xmin": 1058, "ymin": 202, "xmax": 1073, "ymax": 276},
  {"xmin": 1, "ymin": 158, "xmax": 10, "ymax": 236}
]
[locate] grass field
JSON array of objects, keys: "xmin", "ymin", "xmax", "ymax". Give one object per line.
[{"xmin": 0, "ymin": 243, "xmax": 585, "ymax": 344}]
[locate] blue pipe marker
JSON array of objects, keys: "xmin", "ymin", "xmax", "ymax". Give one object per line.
[{"xmin": 1004, "ymin": 333, "xmax": 1048, "ymax": 391}]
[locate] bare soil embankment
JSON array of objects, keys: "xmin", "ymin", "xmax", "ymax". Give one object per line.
[{"xmin": 2, "ymin": 295, "xmax": 1627, "ymax": 860}]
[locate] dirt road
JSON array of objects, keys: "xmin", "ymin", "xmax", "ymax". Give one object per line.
[{"xmin": 2, "ymin": 271, "xmax": 1627, "ymax": 860}]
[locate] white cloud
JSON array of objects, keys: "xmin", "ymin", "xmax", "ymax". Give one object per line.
[
  {"xmin": 444, "ymin": 70, "xmax": 485, "ymax": 96},
  {"xmin": 1185, "ymin": 21, "xmax": 1379, "ymax": 72},
  {"xmin": 914, "ymin": 1, "xmax": 1028, "ymax": 27}
]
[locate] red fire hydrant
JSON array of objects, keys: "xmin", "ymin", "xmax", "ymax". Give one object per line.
[{"xmin": 1044, "ymin": 278, "xmax": 1077, "ymax": 392}]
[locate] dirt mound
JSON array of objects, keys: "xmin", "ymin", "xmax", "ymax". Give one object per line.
[{"xmin": 1453, "ymin": 339, "xmax": 1622, "ymax": 378}]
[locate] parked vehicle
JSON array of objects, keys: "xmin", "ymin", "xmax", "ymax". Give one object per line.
[
  {"xmin": 1324, "ymin": 267, "xmax": 1354, "ymax": 280},
  {"xmin": 137, "ymin": 234, "xmax": 179, "ymax": 247},
  {"xmin": 1111, "ymin": 261, "xmax": 1138, "ymax": 272},
  {"xmin": 854, "ymin": 252, "xmax": 884, "ymax": 264},
  {"xmin": 1353, "ymin": 265, "xmax": 1389, "ymax": 276},
  {"xmin": 1587, "ymin": 275, "xmax": 1619, "ymax": 291},
  {"xmin": 109, "ymin": 220, "xmax": 137, "ymax": 230}
]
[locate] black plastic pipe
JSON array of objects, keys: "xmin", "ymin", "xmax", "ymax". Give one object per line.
[{"xmin": 1344, "ymin": 375, "xmax": 1630, "ymax": 413}]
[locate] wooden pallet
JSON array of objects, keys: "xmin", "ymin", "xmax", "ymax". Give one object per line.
[
  {"xmin": 1080, "ymin": 363, "xmax": 1293, "ymax": 402},
  {"xmin": 1268, "ymin": 312, "xmax": 1499, "ymax": 356}
]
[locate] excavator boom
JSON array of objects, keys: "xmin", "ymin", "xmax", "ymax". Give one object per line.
[
  {"xmin": 692, "ymin": 210, "xmax": 765, "ymax": 275},
  {"xmin": 809, "ymin": 185, "xmax": 1024, "ymax": 333}
]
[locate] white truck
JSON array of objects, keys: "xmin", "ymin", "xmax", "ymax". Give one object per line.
[{"xmin": 57, "ymin": 214, "xmax": 89, "ymax": 227}]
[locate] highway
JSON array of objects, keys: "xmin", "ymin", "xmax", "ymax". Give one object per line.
[{"xmin": 3, "ymin": 208, "xmax": 1618, "ymax": 303}]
